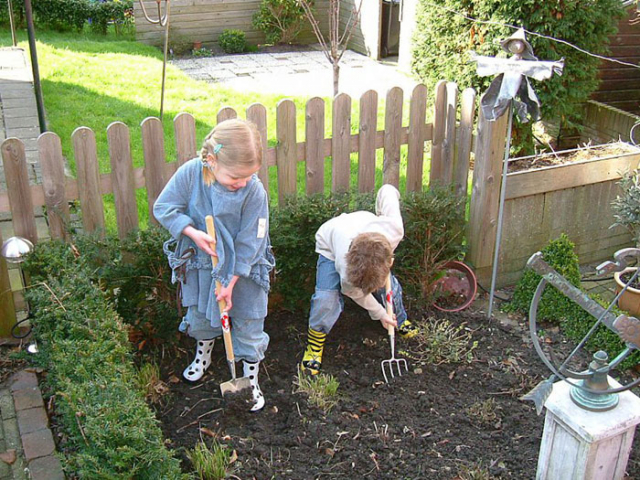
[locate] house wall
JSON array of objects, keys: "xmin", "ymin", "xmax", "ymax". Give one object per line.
[
  {"xmin": 342, "ymin": 0, "xmax": 380, "ymax": 58},
  {"xmin": 592, "ymin": 5, "xmax": 640, "ymax": 114},
  {"xmin": 135, "ymin": 0, "xmax": 329, "ymax": 49}
]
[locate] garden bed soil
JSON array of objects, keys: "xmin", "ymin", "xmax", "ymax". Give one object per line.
[
  {"xmin": 153, "ymin": 301, "xmax": 640, "ymax": 479},
  {"xmin": 507, "ymin": 142, "xmax": 639, "ymax": 173}
]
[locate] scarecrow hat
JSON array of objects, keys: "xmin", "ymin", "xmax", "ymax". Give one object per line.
[{"xmin": 500, "ymin": 28, "xmax": 537, "ymax": 60}]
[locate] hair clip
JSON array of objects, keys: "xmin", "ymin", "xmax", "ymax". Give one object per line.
[{"xmin": 213, "ymin": 143, "xmax": 223, "ymax": 154}]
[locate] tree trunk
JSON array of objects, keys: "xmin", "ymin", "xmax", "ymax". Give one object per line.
[{"xmin": 333, "ymin": 62, "xmax": 340, "ymax": 97}]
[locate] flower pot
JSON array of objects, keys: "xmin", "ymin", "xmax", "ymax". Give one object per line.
[
  {"xmin": 614, "ymin": 267, "xmax": 640, "ymax": 316},
  {"xmin": 431, "ymin": 260, "xmax": 478, "ymax": 312},
  {"xmin": 193, "ymin": 41, "xmax": 203, "ymax": 51}
]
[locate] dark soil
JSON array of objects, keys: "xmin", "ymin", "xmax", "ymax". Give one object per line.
[{"xmin": 153, "ymin": 300, "xmax": 640, "ymax": 479}]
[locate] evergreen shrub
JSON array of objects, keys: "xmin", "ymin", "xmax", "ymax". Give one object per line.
[
  {"xmin": 218, "ymin": 29, "xmax": 246, "ymax": 53},
  {"xmin": 252, "ymin": 0, "xmax": 307, "ymax": 44},
  {"xmin": 23, "ymin": 244, "xmax": 184, "ymax": 479},
  {"xmin": 411, "ymin": 0, "xmax": 624, "ymax": 154},
  {"xmin": 505, "ymin": 233, "xmax": 581, "ymax": 323}
]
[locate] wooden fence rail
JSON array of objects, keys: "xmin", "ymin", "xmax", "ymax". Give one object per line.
[{"xmin": 0, "ymin": 82, "xmax": 477, "ymax": 327}]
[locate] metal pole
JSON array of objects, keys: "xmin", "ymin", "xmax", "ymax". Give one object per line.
[
  {"xmin": 159, "ymin": 1, "xmax": 171, "ymax": 121},
  {"xmin": 23, "ymin": 0, "xmax": 47, "ymax": 133},
  {"xmin": 7, "ymin": 0, "xmax": 17, "ymax": 47},
  {"xmin": 487, "ymin": 101, "xmax": 514, "ymax": 318}
]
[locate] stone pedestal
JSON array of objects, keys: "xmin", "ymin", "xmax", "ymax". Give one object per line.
[{"xmin": 537, "ymin": 378, "xmax": 640, "ymax": 480}]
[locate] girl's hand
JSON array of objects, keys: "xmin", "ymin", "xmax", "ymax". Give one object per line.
[
  {"xmin": 216, "ymin": 276, "xmax": 239, "ymax": 311},
  {"xmin": 380, "ymin": 313, "xmax": 397, "ymax": 330},
  {"xmin": 183, "ymin": 225, "xmax": 217, "ymax": 257}
]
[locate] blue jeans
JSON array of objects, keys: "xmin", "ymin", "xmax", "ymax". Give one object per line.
[{"xmin": 308, "ymin": 254, "xmax": 407, "ymax": 334}]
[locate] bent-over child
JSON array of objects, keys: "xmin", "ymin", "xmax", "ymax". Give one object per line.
[
  {"xmin": 300, "ymin": 184, "xmax": 417, "ymax": 375},
  {"xmin": 154, "ymin": 118, "xmax": 274, "ymax": 411}
]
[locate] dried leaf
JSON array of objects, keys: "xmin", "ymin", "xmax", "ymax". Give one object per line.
[
  {"xmin": 168, "ymin": 374, "xmax": 181, "ymax": 384},
  {"xmin": 0, "ymin": 450, "xmax": 16, "ymax": 465},
  {"xmin": 200, "ymin": 427, "xmax": 216, "ymax": 438},
  {"xmin": 448, "ymin": 370, "xmax": 456, "ymax": 380},
  {"xmin": 229, "ymin": 450, "xmax": 238, "ymax": 464}
]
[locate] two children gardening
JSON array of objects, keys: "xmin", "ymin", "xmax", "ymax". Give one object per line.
[{"xmin": 155, "ymin": 119, "xmax": 416, "ymax": 412}]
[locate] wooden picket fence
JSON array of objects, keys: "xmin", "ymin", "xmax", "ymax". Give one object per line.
[
  {"xmin": 0, "ymin": 80, "xmax": 479, "ymax": 329},
  {"xmin": 0, "ymin": 81, "xmax": 476, "ymax": 244}
]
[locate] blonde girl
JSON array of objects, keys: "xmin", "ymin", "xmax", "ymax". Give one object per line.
[{"xmin": 154, "ymin": 119, "xmax": 274, "ymax": 412}]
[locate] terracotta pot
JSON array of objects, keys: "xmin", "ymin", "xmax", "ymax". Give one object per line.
[
  {"xmin": 193, "ymin": 41, "xmax": 203, "ymax": 50},
  {"xmin": 614, "ymin": 267, "xmax": 640, "ymax": 316},
  {"xmin": 431, "ymin": 260, "xmax": 478, "ymax": 312}
]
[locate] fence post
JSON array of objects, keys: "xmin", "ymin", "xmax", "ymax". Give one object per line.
[
  {"xmin": 383, "ymin": 87, "xmax": 403, "ymax": 188},
  {"xmin": 332, "ymin": 93, "xmax": 352, "ymax": 194},
  {"xmin": 2, "ymin": 138, "xmax": 38, "ymax": 244},
  {"xmin": 141, "ymin": 117, "xmax": 167, "ymax": 225},
  {"xmin": 0, "ymin": 229, "xmax": 16, "ymax": 336},
  {"xmin": 358, "ymin": 90, "xmax": 378, "ymax": 193},
  {"xmin": 406, "ymin": 84, "xmax": 427, "ymax": 192},
  {"xmin": 466, "ymin": 103, "xmax": 510, "ymax": 286},
  {"xmin": 454, "ymin": 88, "xmax": 477, "ymax": 199},
  {"xmin": 305, "ymin": 97, "xmax": 325, "ymax": 195},
  {"xmin": 38, "ymin": 132, "xmax": 69, "ymax": 241},
  {"xmin": 174, "ymin": 112, "xmax": 197, "ymax": 168},
  {"xmin": 108, "ymin": 122, "xmax": 139, "ymax": 239},
  {"xmin": 247, "ymin": 104, "xmax": 269, "ymax": 195},
  {"xmin": 72, "ymin": 127, "xmax": 106, "ymax": 237},
  {"xmin": 276, "ymin": 99, "xmax": 297, "ymax": 204},
  {"xmin": 430, "ymin": 80, "xmax": 447, "ymax": 186}
]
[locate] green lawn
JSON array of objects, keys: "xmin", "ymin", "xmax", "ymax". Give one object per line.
[{"xmin": 0, "ymin": 28, "xmax": 433, "ymax": 230}]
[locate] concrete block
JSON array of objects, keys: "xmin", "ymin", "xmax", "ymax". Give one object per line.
[
  {"xmin": 17, "ymin": 407, "xmax": 48, "ymax": 435},
  {"xmin": 12, "ymin": 388, "xmax": 43, "ymax": 411},
  {"xmin": 27, "ymin": 455, "xmax": 65, "ymax": 480},
  {"xmin": 537, "ymin": 378, "xmax": 640, "ymax": 480},
  {"xmin": 2, "ymin": 419, "xmax": 20, "ymax": 450},
  {"xmin": 21, "ymin": 429, "xmax": 54, "ymax": 461},
  {"xmin": 0, "ymin": 391, "xmax": 16, "ymax": 420},
  {"xmin": 9, "ymin": 371, "xmax": 38, "ymax": 393}
]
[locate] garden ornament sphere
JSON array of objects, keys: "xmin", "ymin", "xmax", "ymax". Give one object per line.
[{"xmin": 1, "ymin": 237, "xmax": 34, "ymax": 264}]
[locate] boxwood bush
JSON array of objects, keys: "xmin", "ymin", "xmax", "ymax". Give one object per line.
[{"xmin": 23, "ymin": 242, "xmax": 185, "ymax": 479}]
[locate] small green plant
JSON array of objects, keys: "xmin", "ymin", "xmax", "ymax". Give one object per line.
[
  {"xmin": 504, "ymin": 233, "xmax": 581, "ymax": 324},
  {"xmin": 187, "ymin": 440, "xmax": 234, "ymax": 480},
  {"xmin": 465, "ymin": 398, "xmax": 499, "ymax": 425},
  {"xmin": 294, "ymin": 368, "xmax": 340, "ymax": 413},
  {"xmin": 218, "ymin": 29, "xmax": 246, "ymax": 54},
  {"xmin": 252, "ymin": 0, "xmax": 307, "ymax": 44},
  {"xmin": 456, "ymin": 461, "xmax": 498, "ymax": 480},
  {"xmin": 136, "ymin": 362, "xmax": 168, "ymax": 404},
  {"xmin": 192, "ymin": 47, "xmax": 214, "ymax": 57},
  {"xmin": 404, "ymin": 318, "xmax": 477, "ymax": 365},
  {"xmin": 611, "ymin": 169, "xmax": 640, "ymax": 246}
]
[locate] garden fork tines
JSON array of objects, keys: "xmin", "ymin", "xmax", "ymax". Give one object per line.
[{"xmin": 380, "ymin": 274, "xmax": 409, "ymax": 383}]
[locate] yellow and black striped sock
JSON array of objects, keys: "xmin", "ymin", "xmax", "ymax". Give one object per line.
[{"xmin": 302, "ymin": 327, "xmax": 326, "ymax": 374}]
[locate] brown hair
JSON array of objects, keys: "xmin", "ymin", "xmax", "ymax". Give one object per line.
[
  {"xmin": 200, "ymin": 118, "xmax": 262, "ymax": 186},
  {"xmin": 346, "ymin": 232, "xmax": 393, "ymax": 294}
]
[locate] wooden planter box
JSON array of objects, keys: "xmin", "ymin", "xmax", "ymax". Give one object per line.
[{"xmin": 490, "ymin": 143, "xmax": 640, "ymax": 287}]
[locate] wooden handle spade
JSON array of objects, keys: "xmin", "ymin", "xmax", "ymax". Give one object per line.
[
  {"xmin": 205, "ymin": 216, "xmax": 252, "ymax": 401},
  {"xmin": 205, "ymin": 215, "xmax": 235, "ymax": 367}
]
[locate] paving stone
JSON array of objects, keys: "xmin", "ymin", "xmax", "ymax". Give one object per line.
[
  {"xmin": 27, "ymin": 455, "xmax": 64, "ymax": 480},
  {"xmin": 9, "ymin": 372, "xmax": 38, "ymax": 394},
  {"xmin": 0, "ymin": 457, "xmax": 10, "ymax": 478},
  {"xmin": 2, "ymin": 419, "xmax": 20, "ymax": 450},
  {"xmin": 21, "ymin": 429, "xmax": 54, "ymax": 461},
  {"xmin": 16, "ymin": 407, "xmax": 48, "ymax": 436},
  {"xmin": 0, "ymin": 391, "xmax": 15, "ymax": 420},
  {"xmin": 12, "ymin": 388, "xmax": 43, "ymax": 411},
  {"xmin": 11, "ymin": 456, "xmax": 28, "ymax": 480}
]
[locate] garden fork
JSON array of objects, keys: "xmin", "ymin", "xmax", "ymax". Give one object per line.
[{"xmin": 381, "ymin": 274, "xmax": 409, "ymax": 383}]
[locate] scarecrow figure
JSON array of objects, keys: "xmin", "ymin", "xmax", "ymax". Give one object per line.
[
  {"xmin": 470, "ymin": 28, "xmax": 564, "ymax": 319},
  {"xmin": 471, "ymin": 28, "xmax": 564, "ymax": 122}
]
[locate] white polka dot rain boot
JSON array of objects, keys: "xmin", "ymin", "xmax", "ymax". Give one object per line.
[
  {"xmin": 243, "ymin": 360, "xmax": 265, "ymax": 412},
  {"xmin": 183, "ymin": 339, "xmax": 215, "ymax": 382}
]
